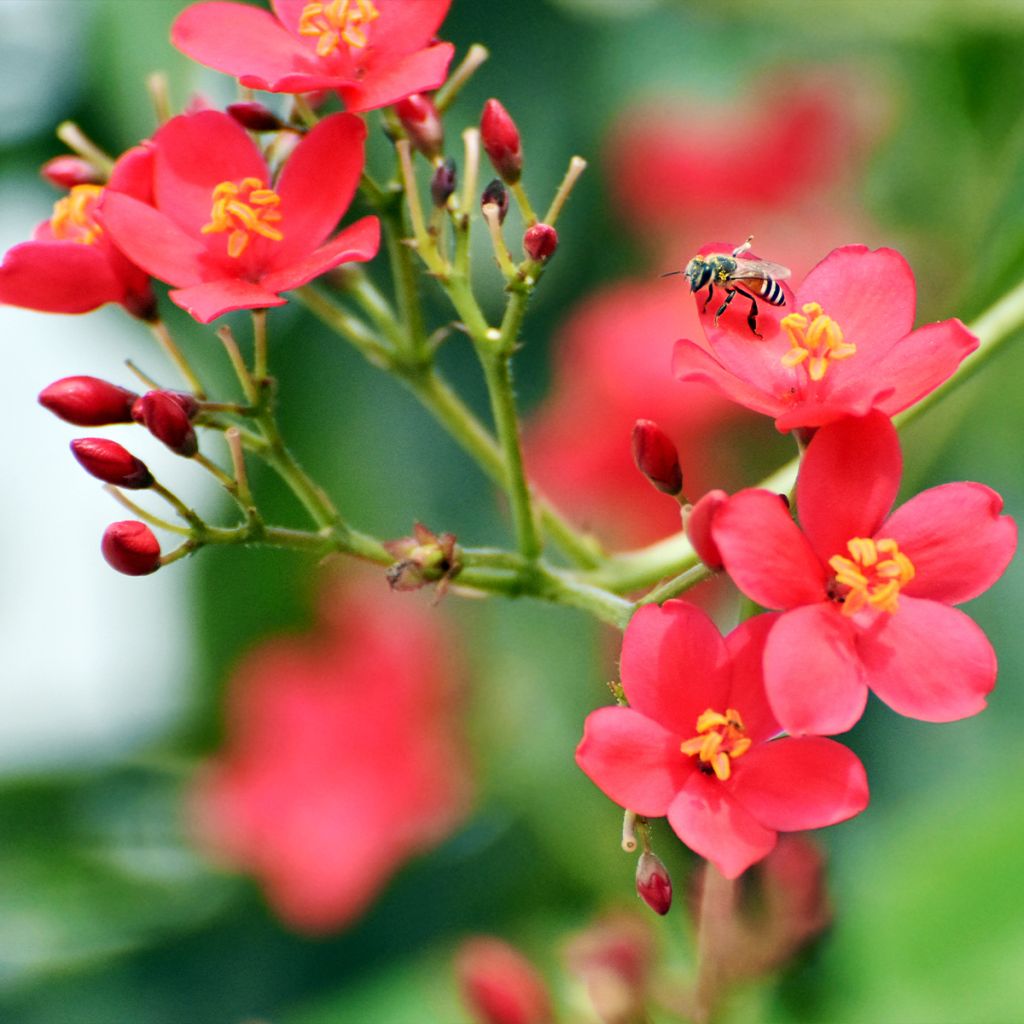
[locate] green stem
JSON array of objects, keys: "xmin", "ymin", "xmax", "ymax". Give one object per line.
[
  {"xmin": 295, "ymin": 286, "xmax": 393, "ymax": 368},
  {"xmin": 148, "ymin": 319, "xmax": 206, "ymax": 398}
]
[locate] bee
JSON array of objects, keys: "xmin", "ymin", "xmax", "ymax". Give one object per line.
[{"xmin": 673, "ymin": 237, "xmax": 791, "ymax": 338}]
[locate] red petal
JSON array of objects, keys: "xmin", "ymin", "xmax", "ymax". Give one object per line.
[
  {"xmin": 667, "ymin": 773, "xmax": 776, "ymax": 879},
  {"xmin": 772, "ymin": 387, "xmax": 891, "ymax": 433},
  {"xmin": 795, "ymin": 245, "xmax": 915, "ymax": 359},
  {"xmin": 0, "ymin": 240, "xmax": 123, "ymax": 313},
  {"xmin": 729, "ymin": 737, "xmax": 869, "ymax": 831},
  {"xmin": 169, "ymin": 278, "xmax": 287, "ymax": 323},
  {"xmin": 152, "ymin": 110, "xmax": 268, "ymax": 237},
  {"xmin": 100, "ymin": 193, "xmax": 205, "ymax": 287},
  {"xmin": 172, "ymin": 2, "xmax": 311, "ymax": 89},
  {"xmin": 713, "ymin": 489, "xmax": 828, "ymax": 610},
  {"xmin": 340, "ymin": 43, "xmax": 455, "ymax": 113},
  {"xmin": 260, "ymin": 216, "xmax": 380, "ymax": 293},
  {"xmin": 575, "ymin": 707, "xmax": 693, "ymax": 817},
  {"xmin": 619, "ymin": 601, "xmax": 730, "ymax": 738},
  {"xmin": 884, "ymin": 483, "xmax": 1017, "ymax": 605},
  {"xmin": 870, "ymin": 319, "xmax": 978, "ymax": 416},
  {"xmin": 724, "ymin": 612, "xmax": 782, "ymax": 743},
  {"xmin": 363, "ymin": 0, "xmax": 452, "ymax": 58},
  {"xmin": 797, "ymin": 411, "xmax": 901, "ymax": 564},
  {"xmin": 273, "ymin": 114, "xmax": 367, "ymax": 263},
  {"xmin": 856, "ymin": 596, "xmax": 996, "ymax": 722},
  {"xmin": 107, "ymin": 144, "xmax": 154, "ymax": 203},
  {"xmin": 764, "ymin": 604, "xmax": 868, "ymax": 735},
  {"xmin": 672, "ymin": 338, "xmax": 784, "ymax": 418}
]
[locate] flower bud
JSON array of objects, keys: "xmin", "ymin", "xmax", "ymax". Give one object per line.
[
  {"xmin": 101, "ymin": 520, "xmax": 161, "ymax": 576},
  {"xmin": 395, "ymin": 93, "xmax": 444, "ymax": 159},
  {"xmin": 70, "ymin": 438, "xmax": 153, "ymax": 489},
  {"xmin": 481, "ymin": 179, "xmax": 509, "ymax": 225},
  {"xmin": 480, "ymin": 99, "xmax": 522, "ymax": 184},
  {"xmin": 226, "ymin": 101, "xmax": 285, "ymax": 132},
  {"xmin": 685, "ymin": 489, "xmax": 728, "ymax": 570},
  {"xmin": 40, "ymin": 155, "xmax": 102, "ymax": 189},
  {"xmin": 431, "ymin": 157, "xmax": 457, "ymax": 207},
  {"xmin": 631, "ymin": 420, "xmax": 682, "ymax": 496},
  {"xmin": 39, "ymin": 376, "xmax": 138, "ymax": 426},
  {"xmin": 523, "ymin": 223, "xmax": 558, "ymax": 262},
  {"xmin": 133, "ymin": 391, "xmax": 198, "ymax": 457},
  {"xmin": 635, "ymin": 851, "xmax": 672, "ymax": 916},
  {"xmin": 455, "ymin": 936, "xmax": 553, "ymax": 1024}
]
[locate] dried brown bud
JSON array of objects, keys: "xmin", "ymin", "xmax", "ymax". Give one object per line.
[
  {"xmin": 631, "ymin": 420, "xmax": 682, "ymax": 496},
  {"xmin": 101, "ymin": 520, "xmax": 161, "ymax": 576},
  {"xmin": 70, "ymin": 438, "xmax": 153, "ymax": 489},
  {"xmin": 480, "ymin": 99, "xmax": 523, "ymax": 184},
  {"xmin": 39, "ymin": 376, "xmax": 138, "ymax": 426},
  {"xmin": 481, "ymin": 179, "xmax": 509, "ymax": 225},
  {"xmin": 431, "ymin": 157, "xmax": 457, "ymax": 207},
  {"xmin": 226, "ymin": 101, "xmax": 285, "ymax": 132}
]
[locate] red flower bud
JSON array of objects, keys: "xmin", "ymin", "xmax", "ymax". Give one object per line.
[
  {"xmin": 226, "ymin": 101, "xmax": 285, "ymax": 132},
  {"xmin": 455, "ymin": 937, "xmax": 553, "ymax": 1024},
  {"xmin": 631, "ymin": 420, "xmax": 682, "ymax": 496},
  {"xmin": 481, "ymin": 179, "xmax": 509, "ymax": 225},
  {"xmin": 685, "ymin": 489, "xmax": 728, "ymax": 570},
  {"xmin": 134, "ymin": 391, "xmax": 198, "ymax": 457},
  {"xmin": 480, "ymin": 99, "xmax": 523, "ymax": 184},
  {"xmin": 395, "ymin": 93, "xmax": 444, "ymax": 159},
  {"xmin": 635, "ymin": 851, "xmax": 673, "ymax": 915},
  {"xmin": 70, "ymin": 438, "xmax": 153, "ymax": 489},
  {"xmin": 40, "ymin": 155, "xmax": 103, "ymax": 189},
  {"xmin": 101, "ymin": 521, "xmax": 161, "ymax": 576},
  {"xmin": 39, "ymin": 376, "xmax": 138, "ymax": 426},
  {"xmin": 522, "ymin": 223, "xmax": 558, "ymax": 262},
  {"xmin": 431, "ymin": 157, "xmax": 457, "ymax": 207}
]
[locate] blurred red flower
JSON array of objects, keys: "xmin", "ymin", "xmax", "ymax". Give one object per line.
[
  {"xmin": 189, "ymin": 574, "xmax": 471, "ymax": 933},
  {"xmin": 172, "ymin": 0, "xmax": 454, "ymax": 111}
]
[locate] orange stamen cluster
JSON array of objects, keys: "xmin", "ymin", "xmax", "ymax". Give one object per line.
[
  {"xmin": 298, "ymin": 0, "xmax": 380, "ymax": 56},
  {"xmin": 680, "ymin": 708, "xmax": 752, "ymax": 781},
  {"xmin": 829, "ymin": 537, "xmax": 915, "ymax": 616},
  {"xmin": 201, "ymin": 177, "xmax": 284, "ymax": 259},
  {"xmin": 49, "ymin": 184, "xmax": 105, "ymax": 245},
  {"xmin": 780, "ymin": 301, "xmax": 856, "ymax": 382}
]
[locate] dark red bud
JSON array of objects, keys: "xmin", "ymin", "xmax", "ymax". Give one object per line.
[
  {"xmin": 40, "ymin": 155, "xmax": 103, "ymax": 189},
  {"xmin": 226, "ymin": 101, "xmax": 285, "ymax": 132},
  {"xmin": 686, "ymin": 489, "xmax": 728, "ymax": 570},
  {"xmin": 395, "ymin": 92, "xmax": 444, "ymax": 159},
  {"xmin": 480, "ymin": 99, "xmax": 522, "ymax": 184},
  {"xmin": 636, "ymin": 851, "xmax": 673, "ymax": 916},
  {"xmin": 39, "ymin": 376, "xmax": 138, "ymax": 426},
  {"xmin": 134, "ymin": 391, "xmax": 198, "ymax": 456},
  {"xmin": 523, "ymin": 223, "xmax": 558, "ymax": 262},
  {"xmin": 101, "ymin": 521, "xmax": 161, "ymax": 576},
  {"xmin": 631, "ymin": 420, "xmax": 682, "ymax": 496},
  {"xmin": 71, "ymin": 438, "xmax": 153, "ymax": 489},
  {"xmin": 431, "ymin": 157, "xmax": 457, "ymax": 207},
  {"xmin": 481, "ymin": 179, "xmax": 509, "ymax": 225},
  {"xmin": 455, "ymin": 937, "xmax": 553, "ymax": 1024}
]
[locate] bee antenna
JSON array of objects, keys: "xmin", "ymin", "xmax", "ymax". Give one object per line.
[{"xmin": 660, "ymin": 270, "xmax": 683, "ymax": 278}]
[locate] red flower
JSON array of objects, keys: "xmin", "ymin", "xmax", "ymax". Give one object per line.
[
  {"xmin": 712, "ymin": 412, "xmax": 1018, "ymax": 735},
  {"xmin": 188, "ymin": 575, "xmax": 471, "ymax": 933},
  {"xmin": 0, "ymin": 147, "xmax": 154, "ymax": 318},
  {"xmin": 673, "ymin": 245, "xmax": 978, "ymax": 432},
  {"xmin": 576, "ymin": 601, "xmax": 868, "ymax": 879},
  {"xmin": 101, "ymin": 109, "xmax": 379, "ymax": 323},
  {"xmin": 171, "ymin": 0, "xmax": 454, "ymax": 112}
]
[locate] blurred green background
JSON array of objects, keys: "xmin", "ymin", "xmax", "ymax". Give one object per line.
[{"xmin": 1, "ymin": 0, "xmax": 1024, "ymax": 1021}]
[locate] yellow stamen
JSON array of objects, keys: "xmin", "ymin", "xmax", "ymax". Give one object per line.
[
  {"xmin": 828, "ymin": 536, "xmax": 915, "ymax": 616},
  {"xmin": 680, "ymin": 706, "xmax": 751, "ymax": 782},
  {"xmin": 780, "ymin": 301, "xmax": 856, "ymax": 382},
  {"xmin": 201, "ymin": 177, "xmax": 283, "ymax": 259},
  {"xmin": 49, "ymin": 184, "xmax": 105, "ymax": 245},
  {"xmin": 298, "ymin": 0, "xmax": 380, "ymax": 56}
]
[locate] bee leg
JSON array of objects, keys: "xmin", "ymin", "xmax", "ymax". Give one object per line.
[
  {"xmin": 734, "ymin": 287, "xmax": 761, "ymax": 338},
  {"xmin": 701, "ymin": 283, "xmax": 714, "ymax": 313},
  {"xmin": 712, "ymin": 289, "xmax": 735, "ymax": 326}
]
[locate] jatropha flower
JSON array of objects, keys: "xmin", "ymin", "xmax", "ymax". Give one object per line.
[
  {"xmin": 0, "ymin": 147, "xmax": 155, "ymax": 318},
  {"xmin": 101, "ymin": 109, "xmax": 379, "ymax": 323},
  {"xmin": 576, "ymin": 601, "xmax": 869, "ymax": 879},
  {"xmin": 673, "ymin": 245, "xmax": 978, "ymax": 432},
  {"xmin": 171, "ymin": 0, "xmax": 454, "ymax": 112},
  {"xmin": 711, "ymin": 412, "xmax": 1017, "ymax": 735}
]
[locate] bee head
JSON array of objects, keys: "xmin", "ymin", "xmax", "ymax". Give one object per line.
[{"xmin": 684, "ymin": 256, "xmax": 712, "ymax": 293}]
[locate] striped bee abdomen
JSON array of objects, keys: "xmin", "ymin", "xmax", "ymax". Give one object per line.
[{"xmin": 753, "ymin": 277, "xmax": 786, "ymax": 306}]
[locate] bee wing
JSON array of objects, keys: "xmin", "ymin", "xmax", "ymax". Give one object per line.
[{"xmin": 731, "ymin": 257, "xmax": 792, "ymax": 281}]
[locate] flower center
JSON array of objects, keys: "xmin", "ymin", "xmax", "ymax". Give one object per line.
[
  {"xmin": 298, "ymin": 0, "xmax": 380, "ymax": 56},
  {"xmin": 201, "ymin": 177, "xmax": 284, "ymax": 259},
  {"xmin": 828, "ymin": 536, "xmax": 915, "ymax": 616},
  {"xmin": 779, "ymin": 302, "xmax": 857, "ymax": 382},
  {"xmin": 49, "ymin": 184, "xmax": 105, "ymax": 245},
  {"xmin": 680, "ymin": 707, "xmax": 752, "ymax": 781}
]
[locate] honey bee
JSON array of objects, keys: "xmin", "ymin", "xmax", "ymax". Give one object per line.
[{"xmin": 675, "ymin": 236, "xmax": 791, "ymax": 338}]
